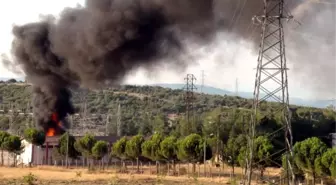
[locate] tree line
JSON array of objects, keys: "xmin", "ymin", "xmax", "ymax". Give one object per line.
[
  {"xmin": 0, "ymin": 127, "xmax": 335, "ymax": 184},
  {"xmin": 51, "ymin": 131, "xmax": 213, "ymax": 174}
]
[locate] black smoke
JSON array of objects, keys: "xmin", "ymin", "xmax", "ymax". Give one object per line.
[
  {"xmin": 5, "ymin": 0, "xmax": 336, "ymax": 132},
  {"xmin": 10, "ymin": 0, "xmax": 216, "ymax": 131}
]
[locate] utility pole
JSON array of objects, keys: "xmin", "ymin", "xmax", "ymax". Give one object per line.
[
  {"xmin": 245, "ymin": 0, "xmax": 295, "ymax": 185},
  {"xmin": 183, "ymin": 74, "xmax": 197, "ymax": 134},
  {"xmin": 105, "ymin": 114, "xmax": 110, "ymax": 136},
  {"xmin": 66, "ymin": 131, "xmax": 69, "ymax": 168},
  {"xmin": 116, "ymin": 103, "xmax": 121, "ymax": 137}
]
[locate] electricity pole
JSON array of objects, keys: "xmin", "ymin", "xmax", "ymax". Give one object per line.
[
  {"xmin": 117, "ymin": 103, "xmax": 121, "ymax": 137},
  {"xmin": 245, "ymin": 0, "xmax": 295, "ymax": 185},
  {"xmin": 66, "ymin": 132, "xmax": 69, "ymax": 168}
]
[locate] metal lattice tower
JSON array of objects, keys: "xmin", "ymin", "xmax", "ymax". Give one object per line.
[
  {"xmin": 183, "ymin": 74, "xmax": 197, "ymax": 132},
  {"xmin": 245, "ymin": 0, "xmax": 295, "ymax": 185}
]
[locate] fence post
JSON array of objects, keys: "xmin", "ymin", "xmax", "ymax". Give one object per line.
[
  {"xmin": 198, "ymin": 163, "xmax": 200, "ymax": 177},
  {"xmin": 141, "ymin": 162, "xmax": 143, "ymax": 174},
  {"xmin": 178, "ymin": 163, "xmax": 180, "ymax": 177},
  {"xmin": 149, "ymin": 162, "xmax": 151, "ymax": 174}
]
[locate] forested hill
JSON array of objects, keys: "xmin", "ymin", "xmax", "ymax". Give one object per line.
[{"xmin": 0, "ymin": 83, "xmax": 335, "ymax": 145}]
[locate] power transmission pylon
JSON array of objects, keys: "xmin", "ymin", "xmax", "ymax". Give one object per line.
[
  {"xmin": 183, "ymin": 74, "xmax": 197, "ymax": 133},
  {"xmin": 245, "ymin": 0, "xmax": 295, "ymax": 185}
]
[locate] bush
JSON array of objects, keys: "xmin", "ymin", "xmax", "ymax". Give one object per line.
[
  {"xmin": 22, "ymin": 173, "xmax": 37, "ymax": 185},
  {"xmin": 179, "ymin": 167, "xmax": 187, "ymax": 175}
]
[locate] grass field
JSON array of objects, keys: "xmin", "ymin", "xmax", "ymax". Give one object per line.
[
  {"xmin": 0, "ymin": 165, "xmax": 282, "ymax": 185},
  {"xmin": 0, "ymin": 166, "xmax": 234, "ymax": 185}
]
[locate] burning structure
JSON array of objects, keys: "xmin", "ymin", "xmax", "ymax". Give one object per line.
[
  {"xmin": 46, "ymin": 113, "xmax": 64, "ymax": 137},
  {"xmin": 4, "ymin": 0, "xmax": 334, "ymax": 135}
]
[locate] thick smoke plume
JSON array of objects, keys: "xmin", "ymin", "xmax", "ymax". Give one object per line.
[
  {"xmin": 6, "ymin": 0, "xmax": 336, "ymax": 132},
  {"xmin": 10, "ymin": 0, "xmax": 216, "ymax": 132}
]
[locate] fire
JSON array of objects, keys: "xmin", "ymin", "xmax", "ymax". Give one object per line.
[
  {"xmin": 45, "ymin": 112, "xmax": 60, "ymax": 137},
  {"xmin": 46, "ymin": 128, "xmax": 55, "ymax": 136},
  {"xmin": 51, "ymin": 113, "xmax": 58, "ymax": 122}
]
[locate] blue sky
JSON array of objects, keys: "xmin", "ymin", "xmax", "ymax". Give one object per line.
[{"xmin": 0, "ymin": 0, "xmax": 334, "ymax": 100}]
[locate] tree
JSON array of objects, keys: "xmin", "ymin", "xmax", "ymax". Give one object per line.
[
  {"xmin": 125, "ymin": 135, "xmax": 144, "ymax": 172},
  {"xmin": 176, "ymin": 138, "xmax": 187, "ymax": 162},
  {"xmin": 223, "ymin": 134, "xmax": 247, "ymax": 175},
  {"xmin": 0, "ymin": 131, "xmax": 10, "ymax": 165},
  {"xmin": 316, "ymin": 148, "xmax": 336, "ymax": 179},
  {"xmin": 152, "ymin": 115, "xmax": 167, "ymax": 135},
  {"xmin": 179, "ymin": 133, "xmax": 212, "ymax": 173},
  {"xmin": 141, "ymin": 133, "xmax": 163, "ymax": 162},
  {"xmin": 141, "ymin": 133, "xmax": 164, "ymax": 174},
  {"xmin": 141, "ymin": 139, "xmax": 153, "ymax": 160},
  {"xmin": 160, "ymin": 136, "xmax": 177, "ymax": 173},
  {"xmin": 111, "ymin": 137, "xmax": 128, "ymax": 168},
  {"xmin": 6, "ymin": 78, "xmax": 17, "ymax": 83},
  {"xmin": 92, "ymin": 141, "xmax": 108, "ymax": 160},
  {"xmin": 253, "ymin": 136, "xmax": 274, "ymax": 179},
  {"xmin": 3, "ymin": 135, "xmax": 24, "ymax": 166},
  {"xmin": 24, "ymin": 128, "xmax": 45, "ymax": 146},
  {"xmin": 58, "ymin": 132, "xmax": 80, "ymax": 160},
  {"xmin": 74, "ymin": 134, "xmax": 97, "ymax": 168},
  {"xmin": 282, "ymin": 154, "xmax": 304, "ymax": 183},
  {"xmin": 293, "ymin": 137, "xmax": 328, "ymax": 184}
]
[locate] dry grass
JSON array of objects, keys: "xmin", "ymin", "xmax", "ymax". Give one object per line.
[
  {"xmin": 0, "ymin": 166, "xmax": 232, "ymax": 185},
  {"xmin": 0, "ymin": 165, "xmax": 282, "ymax": 185}
]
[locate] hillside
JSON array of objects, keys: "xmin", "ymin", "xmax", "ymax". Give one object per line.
[
  {"xmin": 0, "ymin": 77, "xmax": 334, "ymax": 108},
  {"xmin": 0, "ymin": 83, "xmax": 335, "ymax": 144},
  {"xmin": 155, "ymin": 83, "xmax": 335, "ymax": 108}
]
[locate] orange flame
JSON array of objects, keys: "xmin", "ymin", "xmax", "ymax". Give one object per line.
[
  {"xmin": 46, "ymin": 128, "xmax": 55, "ymax": 136},
  {"xmin": 46, "ymin": 112, "xmax": 60, "ymax": 137}
]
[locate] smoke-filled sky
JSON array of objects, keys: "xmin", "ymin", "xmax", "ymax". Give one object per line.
[{"xmin": 0, "ymin": 0, "xmax": 335, "ymax": 100}]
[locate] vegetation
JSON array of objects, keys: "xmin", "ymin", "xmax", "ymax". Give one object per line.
[
  {"xmin": 160, "ymin": 136, "xmax": 178, "ymax": 173},
  {"xmin": 223, "ymin": 134, "xmax": 247, "ymax": 175},
  {"xmin": 74, "ymin": 134, "xmax": 97, "ymax": 168},
  {"xmin": 319, "ymin": 148, "xmax": 336, "ymax": 178},
  {"xmin": 58, "ymin": 132, "xmax": 81, "ymax": 159},
  {"xmin": 111, "ymin": 136, "xmax": 128, "ymax": 169},
  {"xmin": 0, "ymin": 131, "xmax": 10, "ymax": 165},
  {"xmin": 92, "ymin": 140, "xmax": 108, "ymax": 160},
  {"xmin": 0, "ymin": 84, "xmax": 335, "ymax": 182},
  {"xmin": 22, "ymin": 172, "xmax": 37, "ymax": 185},
  {"xmin": 253, "ymin": 136, "xmax": 273, "ymax": 179},
  {"xmin": 293, "ymin": 137, "xmax": 327, "ymax": 184},
  {"xmin": 23, "ymin": 128, "xmax": 45, "ymax": 146},
  {"xmin": 125, "ymin": 134, "xmax": 144, "ymax": 172},
  {"xmin": 2, "ymin": 135, "xmax": 24, "ymax": 166}
]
